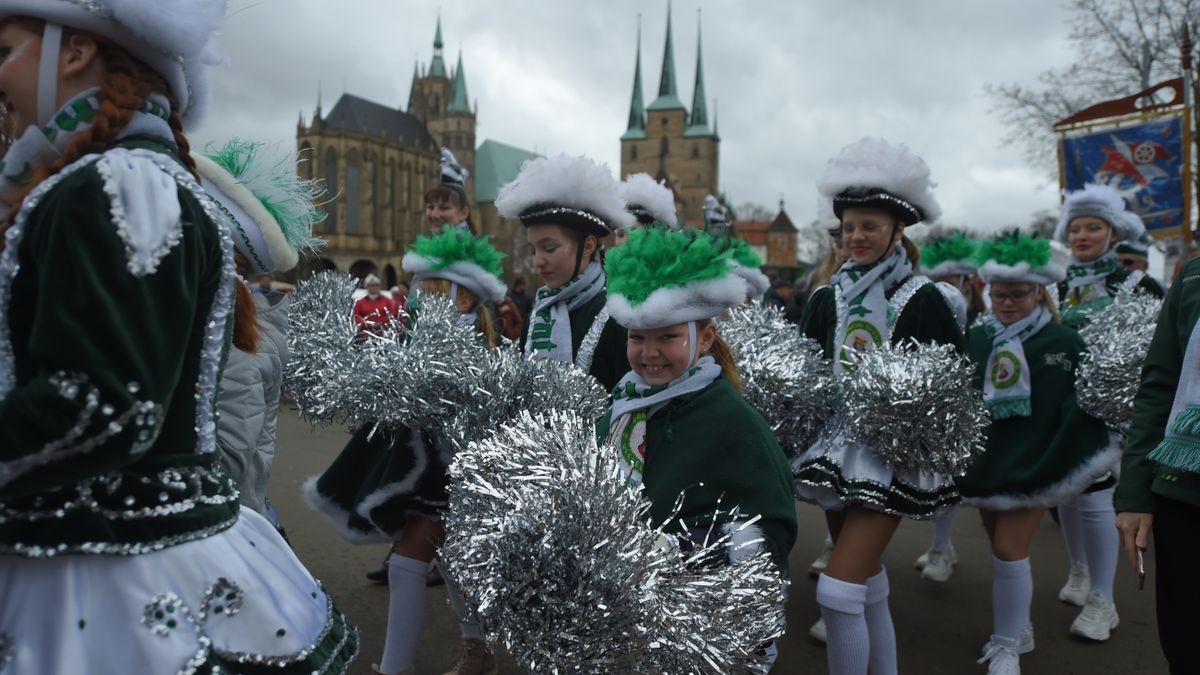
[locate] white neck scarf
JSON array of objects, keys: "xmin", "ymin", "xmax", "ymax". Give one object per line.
[
  {"xmin": 982, "ymin": 305, "xmax": 1051, "ymax": 419},
  {"xmin": 608, "ymin": 355, "xmax": 723, "ymax": 487},
  {"xmin": 832, "ymin": 245, "xmax": 913, "ymax": 378},
  {"xmin": 525, "ymin": 260, "xmax": 606, "ymax": 364},
  {"xmin": 1148, "ymin": 312, "xmax": 1200, "ymax": 472},
  {"xmin": 1062, "ymin": 250, "xmax": 1120, "ymax": 322}
]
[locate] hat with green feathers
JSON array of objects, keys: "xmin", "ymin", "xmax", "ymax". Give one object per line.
[
  {"xmin": 193, "ymin": 139, "xmax": 325, "ymax": 275},
  {"xmin": 718, "ymin": 235, "xmax": 770, "ymax": 298},
  {"xmin": 975, "ymin": 230, "xmax": 1065, "ymax": 285},
  {"xmin": 920, "ymin": 232, "xmax": 978, "ymax": 277},
  {"xmin": 402, "ymin": 228, "xmax": 508, "ymax": 303},
  {"xmin": 604, "ymin": 228, "xmax": 748, "ymax": 329}
]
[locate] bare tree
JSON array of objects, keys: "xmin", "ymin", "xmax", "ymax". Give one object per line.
[
  {"xmin": 988, "ymin": 0, "xmax": 1200, "ymax": 170},
  {"xmin": 734, "ymin": 201, "xmax": 775, "ymax": 221},
  {"xmin": 1027, "ymin": 209, "xmax": 1059, "ymax": 238}
]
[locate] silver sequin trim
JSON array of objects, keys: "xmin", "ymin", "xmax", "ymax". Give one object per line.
[
  {"xmin": 96, "ymin": 152, "xmax": 186, "ymax": 277},
  {"xmin": 832, "ymin": 191, "xmax": 922, "ymax": 222},
  {"xmin": 574, "ymin": 307, "xmax": 609, "ymax": 373},
  {"xmin": 519, "ymin": 206, "xmax": 614, "ymax": 233}
]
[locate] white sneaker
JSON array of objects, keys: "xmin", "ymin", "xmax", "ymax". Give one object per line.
[
  {"xmin": 1058, "ymin": 562, "xmax": 1090, "ymax": 607},
  {"xmin": 808, "ymin": 543, "xmax": 833, "ymax": 578},
  {"xmin": 921, "ymin": 547, "xmax": 957, "ymax": 582},
  {"xmin": 809, "ymin": 617, "xmax": 827, "ymax": 644},
  {"xmin": 1070, "ymin": 591, "xmax": 1119, "ymax": 641},
  {"xmin": 978, "ymin": 636, "xmax": 1021, "ymax": 674},
  {"xmin": 982, "ymin": 622, "xmax": 1034, "ymax": 657}
]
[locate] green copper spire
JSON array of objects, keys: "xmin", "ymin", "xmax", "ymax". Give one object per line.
[
  {"xmin": 429, "ymin": 16, "xmax": 447, "ymax": 78},
  {"xmin": 622, "ymin": 15, "xmax": 647, "ymax": 140},
  {"xmin": 684, "ymin": 10, "xmax": 712, "ymax": 137},
  {"xmin": 448, "ymin": 50, "xmax": 470, "ymax": 112},
  {"xmin": 647, "ymin": 0, "xmax": 686, "ymax": 112}
]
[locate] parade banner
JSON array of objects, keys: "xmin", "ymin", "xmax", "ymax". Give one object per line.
[{"xmin": 1060, "ymin": 112, "xmax": 1189, "ymax": 236}]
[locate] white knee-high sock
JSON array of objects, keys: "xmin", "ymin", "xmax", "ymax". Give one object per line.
[
  {"xmin": 991, "ymin": 556, "xmax": 1033, "ymax": 641},
  {"xmin": 437, "ymin": 559, "xmax": 488, "ymax": 643},
  {"xmin": 1058, "ymin": 497, "xmax": 1087, "ymax": 569},
  {"xmin": 1077, "ymin": 486, "xmax": 1118, "ymax": 603},
  {"xmin": 816, "ymin": 573, "xmax": 870, "ymax": 675},
  {"xmin": 865, "ymin": 567, "xmax": 898, "ymax": 675},
  {"xmin": 379, "ymin": 555, "xmax": 428, "ymax": 674},
  {"xmin": 932, "ymin": 508, "xmax": 956, "ymax": 551}
]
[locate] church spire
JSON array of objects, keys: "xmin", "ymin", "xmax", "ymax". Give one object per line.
[
  {"xmin": 647, "ymin": 0, "xmax": 685, "ymax": 112},
  {"xmin": 684, "ymin": 9, "xmax": 711, "ymax": 136},
  {"xmin": 448, "ymin": 49, "xmax": 471, "ymax": 112},
  {"xmin": 429, "ymin": 15, "xmax": 447, "ymax": 77},
  {"xmin": 622, "ymin": 14, "xmax": 647, "ymax": 140}
]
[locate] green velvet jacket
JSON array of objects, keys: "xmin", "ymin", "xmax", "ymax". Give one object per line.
[
  {"xmin": 0, "ymin": 139, "xmax": 239, "ymax": 555},
  {"xmin": 596, "ymin": 376, "xmax": 798, "ymax": 574},
  {"xmin": 1117, "ymin": 258, "xmax": 1200, "ymax": 512},
  {"xmin": 1056, "ymin": 267, "xmax": 1166, "ymax": 330},
  {"xmin": 520, "ymin": 290, "xmax": 629, "ymax": 394}
]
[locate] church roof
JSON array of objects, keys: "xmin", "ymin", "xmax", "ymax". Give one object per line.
[
  {"xmin": 683, "ymin": 14, "xmax": 712, "ymax": 138},
  {"xmin": 770, "ymin": 207, "xmax": 798, "ymax": 233},
  {"xmin": 475, "ymin": 139, "xmax": 540, "ymax": 203},
  {"xmin": 647, "ymin": 1, "xmax": 686, "ymax": 112},
  {"xmin": 322, "ymin": 94, "xmax": 438, "ymax": 151},
  {"xmin": 429, "ymin": 17, "xmax": 447, "ymax": 78},
  {"xmin": 621, "ymin": 19, "xmax": 647, "ymax": 141},
  {"xmin": 449, "ymin": 51, "xmax": 471, "ymax": 112}
]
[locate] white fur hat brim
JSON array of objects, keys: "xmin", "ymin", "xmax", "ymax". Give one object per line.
[
  {"xmin": 606, "ymin": 275, "xmax": 749, "ymax": 330},
  {"xmin": 495, "ymin": 154, "xmax": 636, "ymax": 233},
  {"xmin": 1054, "ymin": 183, "xmax": 1144, "ymax": 245},
  {"xmin": 923, "ymin": 260, "xmax": 978, "ymax": 278},
  {"xmin": 621, "ymin": 172, "xmax": 677, "ymax": 227},
  {"xmin": 817, "ymin": 137, "xmax": 941, "ymax": 224},
  {"xmin": 402, "ymin": 253, "xmax": 507, "ymax": 304},
  {"xmin": 194, "ymin": 154, "xmax": 298, "ymax": 274},
  {"xmin": 978, "ymin": 260, "xmax": 1066, "ymax": 286},
  {"xmin": 0, "ymin": 0, "xmax": 227, "ymax": 128},
  {"xmin": 731, "ymin": 263, "xmax": 770, "ymax": 298}
]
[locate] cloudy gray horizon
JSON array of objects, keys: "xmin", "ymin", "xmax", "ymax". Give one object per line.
[{"xmin": 194, "ymin": 0, "xmax": 1080, "ymax": 231}]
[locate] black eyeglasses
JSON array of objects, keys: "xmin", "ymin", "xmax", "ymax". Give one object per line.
[{"xmin": 988, "ymin": 288, "xmax": 1037, "ymax": 305}]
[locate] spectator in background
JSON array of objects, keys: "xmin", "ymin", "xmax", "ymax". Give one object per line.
[
  {"xmin": 509, "ymin": 276, "xmax": 534, "ymax": 323},
  {"xmin": 353, "ymin": 274, "xmax": 399, "ymax": 336},
  {"xmin": 786, "ymin": 276, "xmax": 810, "ymax": 324},
  {"xmin": 764, "ymin": 278, "xmax": 791, "ymax": 312},
  {"xmin": 391, "ymin": 281, "xmax": 411, "ymax": 315},
  {"xmin": 495, "ymin": 296, "xmax": 524, "ymax": 341},
  {"xmin": 254, "ymin": 273, "xmax": 276, "ymax": 298}
]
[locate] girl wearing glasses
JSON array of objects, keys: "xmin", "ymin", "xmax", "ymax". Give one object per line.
[
  {"xmin": 959, "ymin": 231, "xmax": 1117, "ymax": 674},
  {"xmin": 795, "ymin": 138, "xmax": 963, "ymax": 675},
  {"xmin": 1052, "ymin": 184, "xmax": 1164, "ymax": 644}
]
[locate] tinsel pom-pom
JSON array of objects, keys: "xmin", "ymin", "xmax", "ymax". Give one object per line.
[
  {"xmin": 720, "ymin": 304, "xmax": 836, "ymax": 455},
  {"xmin": 284, "ymin": 272, "xmax": 486, "ymax": 431},
  {"xmin": 1076, "ymin": 292, "xmax": 1164, "ymax": 433},
  {"xmin": 441, "ymin": 410, "xmax": 787, "ymax": 673},
  {"xmin": 842, "ymin": 340, "xmax": 987, "ymax": 475}
]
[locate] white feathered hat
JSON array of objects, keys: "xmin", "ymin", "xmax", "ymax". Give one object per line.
[
  {"xmin": 496, "ymin": 154, "xmax": 635, "ymax": 236},
  {"xmin": 620, "ymin": 173, "xmax": 677, "ymax": 227},
  {"xmin": 402, "ymin": 228, "xmax": 507, "ymax": 303},
  {"xmin": 817, "ymin": 137, "xmax": 941, "ymax": 226},
  {"xmin": 193, "ymin": 139, "xmax": 325, "ymax": 275},
  {"xmin": 1054, "ymin": 183, "xmax": 1144, "ymax": 245},
  {"xmin": 0, "ymin": 0, "xmax": 227, "ymax": 129}
]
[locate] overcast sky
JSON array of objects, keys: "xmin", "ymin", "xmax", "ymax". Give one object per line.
[{"xmin": 194, "ymin": 0, "xmax": 1078, "ymax": 231}]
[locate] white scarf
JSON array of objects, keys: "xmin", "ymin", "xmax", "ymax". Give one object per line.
[
  {"xmin": 525, "ymin": 260, "xmax": 606, "ymax": 364},
  {"xmin": 0, "ymin": 88, "xmax": 174, "ymax": 223},
  {"xmin": 1148, "ymin": 312, "xmax": 1200, "ymax": 472},
  {"xmin": 609, "ymin": 355, "xmax": 723, "ymax": 487},
  {"xmin": 1062, "ymin": 250, "xmax": 1120, "ymax": 324},
  {"xmin": 981, "ymin": 305, "xmax": 1051, "ymax": 419},
  {"xmin": 832, "ymin": 246, "xmax": 913, "ymax": 378}
]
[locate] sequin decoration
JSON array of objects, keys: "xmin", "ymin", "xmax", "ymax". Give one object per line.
[{"xmin": 1076, "ymin": 291, "xmax": 1163, "ymax": 433}]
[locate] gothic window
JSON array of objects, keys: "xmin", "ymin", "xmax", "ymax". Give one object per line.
[
  {"xmin": 323, "ymin": 147, "xmax": 338, "ymax": 233},
  {"xmin": 345, "ymin": 149, "xmax": 361, "ymax": 234},
  {"xmin": 660, "ymin": 137, "xmax": 669, "ymax": 157},
  {"xmin": 691, "ymin": 145, "xmax": 699, "ymax": 159},
  {"xmin": 630, "ymin": 145, "xmax": 638, "ymax": 161},
  {"xmin": 401, "ymin": 162, "xmax": 411, "ymax": 211}
]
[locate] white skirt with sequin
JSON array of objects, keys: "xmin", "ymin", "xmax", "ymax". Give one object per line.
[{"xmin": 0, "ymin": 507, "xmax": 358, "ymax": 673}]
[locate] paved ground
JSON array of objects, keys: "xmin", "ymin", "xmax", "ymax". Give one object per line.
[{"xmin": 271, "ymin": 407, "xmax": 1167, "ymax": 674}]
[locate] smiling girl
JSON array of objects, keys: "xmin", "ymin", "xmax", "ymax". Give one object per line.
[
  {"xmin": 0, "ymin": 2, "xmax": 356, "ymax": 672},
  {"xmin": 425, "ymin": 147, "xmax": 474, "ymax": 233},
  {"xmin": 793, "ymin": 138, "xmax": 964, "ymax": 675},
  {"xmin": 496, "ymin": 154, "xmax": 633, "ymax": 393}
]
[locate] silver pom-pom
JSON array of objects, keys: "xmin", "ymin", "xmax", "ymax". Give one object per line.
[
  {"xmin": 441, "ymin": 410, "xmax": 787, "ymax": 673},
  {"xmin": 284, "ymin": 272, "xmax": 486, "ymax": 431},
  {"xmin": 842, "ymin": 340, "xmax": 987, "ymax": 475},
  {"xmin": 1076, "ymin": 292, "xmax": 1164, "ymax": 433},
  {"xmin": 720, "ymin": 304, "xmax": 836, "ymax": 454}
]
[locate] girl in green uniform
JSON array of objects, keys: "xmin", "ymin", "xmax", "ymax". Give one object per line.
[
  {"xmin": 1052, "ymin": 184, "xmax": 1164, "ymax": 640},
  {"xmin": 596, "ymin": 226, "xmax": 798, "ymax": 667},
  {"xmin": 498, "ymin": 154, "xmax": 632, "ymax": 393},
  {"xmin": 961, "ymin": 232, "xmax": 1117, "ymax": 674},
  {"xmin": 794, "ymin": 138, "xmax": 964, "ymax": 675},
  {"xmin": 0, "ymin": 2, "xmax": 358, "ymax": 672},
  {"xmin": 304, "ymin": 228, "xmax": 507, "ymax": 675}
]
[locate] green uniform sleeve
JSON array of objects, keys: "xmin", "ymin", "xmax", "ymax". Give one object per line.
[
  {"xmin": 800, "ymin": 286, "xmax": 836, "ymax": 357},
  {"xmin": 892, "ymin": 284, "xmax": 966, "ymax": 352},
  {"xmin": 589, "ymin": 318, "xmax": 629, "ymax": 395},
  {"xmin": 0, "ymin": 168, "xmax": 204, "ymax": 497},
  {"xmin": 1116, "ymin": 265, "xmax": 1193, "ymax": 513}
]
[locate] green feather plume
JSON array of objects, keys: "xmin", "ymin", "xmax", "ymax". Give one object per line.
[
  {"xmin": 975, "ymin": 229, "xmax": 1051, "ymax": 268},
  {"xmin": 719, "ymin": 234, "xmax": 763, "ymax": 268},
  {"xmin": 410, "ymin": 228, "xmax": 506, "ymax": 276},
  {"xmin": 921, "ymin": 232, "xmax": 976, "ymax": 270},
  {"xmin": 204, "ymin": 139, "xmax": 325, "ymax": 251},
  {"xmin": 605, "ymin": 227, "xmax": 735, "ymax": 305}
]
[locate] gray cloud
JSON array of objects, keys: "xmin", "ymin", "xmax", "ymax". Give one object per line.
[{"xmin": 194, "ymin": 0, "xmax": 1077, "ymax": 232}]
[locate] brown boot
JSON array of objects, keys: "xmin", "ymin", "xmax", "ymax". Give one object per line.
[{"xmin": 441, "ymin": 638, "xmax": 498, "ymax": 675}]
